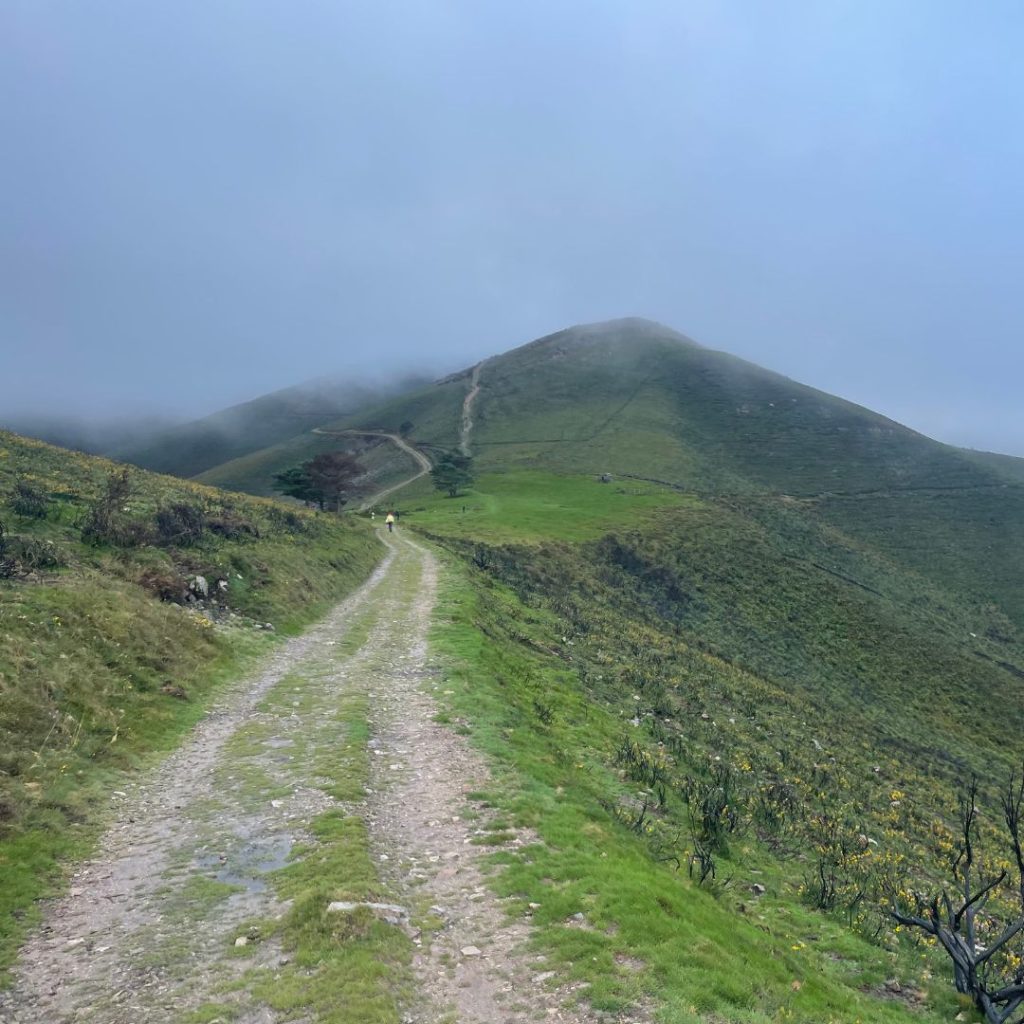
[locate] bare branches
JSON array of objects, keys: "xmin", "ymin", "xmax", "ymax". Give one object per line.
[
  {"xmin": 891, "ymin": 774, "xmax": 1024, "ymax": 1024},
  {"xmin": 1002, "ymin": 768, "xmax": 1024, "ymax": 904}
]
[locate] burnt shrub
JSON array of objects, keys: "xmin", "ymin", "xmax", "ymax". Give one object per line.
[
  {"xmin": 207, "ymin": 513, "xmax": 259, "ymax": 540},
  {"xmin": 7, "ymin": 536, "xmax": 67, "ymax": 570},
  {"xmin": 155, "ymin": 503, "xmax": 207, "ymax": 547},
  {"xmin": 137, "ymin": 567, "xmax": 187, "ymax": 603},
  {"xmin": 0, "ymin": 521, "xmax": 16, "ymax": 578}
]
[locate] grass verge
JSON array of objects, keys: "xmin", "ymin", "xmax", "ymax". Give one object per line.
[{"xmin": 427, "ymin": 561, "xmax": 961, "ymax": 1024}]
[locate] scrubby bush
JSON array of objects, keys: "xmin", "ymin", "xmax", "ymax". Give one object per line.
[
  {"xmin": 155, "ymin": 502, "xmax": 206, "ymax": 546},
  {"xmin": 137, "ymin": 567, "xmax": 187, "ymax": 603},
  {"xmin": 264, "ymin": 505, "xmax": 305, "ymax": 533},
  {"xmin": 10, "ymin": 480, "xmax": 50, "ymax": 519},
  {"xmin": 7, "ymin": 536, "xmax": 66, "ymax": 570},
  {"xmin": 207, "ymin": 513, "xmax": 259, "ymax": 540},
  {"xmin": 81, "ymin": 469, "xmax": 150, "ymax": 547},
  {"xmin": 0, "ymin": 521, "xmax": 16, "ymax": 578}
]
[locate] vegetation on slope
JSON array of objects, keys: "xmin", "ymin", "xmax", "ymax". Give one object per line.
[
  {"xmin": 402, "ymin": 462, "xmax": 1024, "ymax": 1021},
  {"xmin": 198, "ymin": 430, "xmax": 419, "ymax": 505},
  {"xmin": 119, "ymin": 375, "xmax": 425, "ymax": 480},
  {"xmin": 0, "ymin": 430, "xmax": 381, "ymax": 979},
  {"xmin": 192, "ymin": 373, "xmax": 467, "ymax": 499}
]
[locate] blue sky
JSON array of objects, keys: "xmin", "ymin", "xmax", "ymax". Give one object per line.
[{"xmin": 3, "ymin": 2, "xmax": 1022, "ymax": 452}]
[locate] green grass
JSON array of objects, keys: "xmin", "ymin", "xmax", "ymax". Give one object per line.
[
  {"xmin": 0, "ymin": 430, "xmax": 382, "ymax": 982},
  {"xmin": 387, "ymin": 445, "xmax": 1024, "ymax": 1020},
  {"xmin": 252, "ymin": 812, "xmax": 411, "ymax": 1024},
  {"xmin": 427, "ymin": 563, "xmax": 961, "ymax": 1023},
  {"xmin": 408, "ymin": 471, "xmax": 691, "ymax": 543}
]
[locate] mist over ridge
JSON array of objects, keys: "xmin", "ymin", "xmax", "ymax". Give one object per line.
[{"xmin": 4, "ymin": 4, "xmax": 1024, "ymax": 453}]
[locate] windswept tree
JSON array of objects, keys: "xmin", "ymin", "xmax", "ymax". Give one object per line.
[
  {"xmin": 430, "ymin": 450, "xmax": 474, "ymax": 498},
  {"xmin": 272, "ymin": 466, "xmax": 323, "ymax": 508},
  {"xmin": 307, "ymin": 452, "xmax": 363, "ymax": 511},
  {"xmin": 273, "ymin": 451, "xmax": 363, "ymax": 511},
  {"xmin": 891, "ymin": 773, "xmax": 1024, "ymax": 1024}
]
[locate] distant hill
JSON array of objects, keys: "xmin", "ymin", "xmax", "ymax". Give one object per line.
[
  {"xmin": 194, "ymin": 370, "xmax": 470, "ymax": 496},
  {"xmin": 0, "ymin": 413, "xmax": 178, "ymax": 457},
  {"xmin": 116, "ymin": 374, "xmax": 428, "ymax": 479}
]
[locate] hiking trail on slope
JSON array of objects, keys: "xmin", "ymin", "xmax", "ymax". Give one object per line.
[
  {"xmin": 310, "ymin": 427, "xmax": 433, "ymax": 510},
  {"xmin": 459, "ymin": 362, "xmax": 485, "ymax": 457},
  {"xmin": 0, "ymin": 530, "xmax": 622, "ymax": 1024}
]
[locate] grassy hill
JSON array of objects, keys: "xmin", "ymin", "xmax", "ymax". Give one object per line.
[
  {"xmin": 9, "ymin": 316, "xmax": 1024, "ymax": 1021},
  {"xmin": 117, "ymin": 374, "xmax": 427, "ymax": 480},
  {"xmin": 190, "ymin": 372, "xmax": 467, "ymax": 501},
  {"xmin": 390, "ymin": 465, "xmax": 1022, "ymax": 1022},
  {"xmin": 0, "ymin": 430, "xmax": 382, "ymax": 975},
  {"xmin": 325, "ymin": 317, "xmax": 1024, "ymax": 1021},
  {"xmin": 344, "ymin": 319, "xmax": 1023, "ymax": 630},
  {"xmin": 197, "ymin": 320, "xmax": 1024, "ymax": 627}
]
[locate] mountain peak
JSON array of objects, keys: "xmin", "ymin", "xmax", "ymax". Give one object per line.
[{"xmin": 523, "ymin": 316, "xmax": 703, "ymax": 356}]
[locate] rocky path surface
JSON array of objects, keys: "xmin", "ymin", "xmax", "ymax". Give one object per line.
[{"xmin": 0, "ymin": 530, "xmax": 597, "ymax": 1024}]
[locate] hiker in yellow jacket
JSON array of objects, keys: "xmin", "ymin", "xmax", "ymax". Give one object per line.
[{"xmin": 385, "ymin": 512, "xmax": 395, "ymax": 533}]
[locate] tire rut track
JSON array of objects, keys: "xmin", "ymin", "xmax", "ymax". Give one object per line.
[{"xmin": 2, "ymin": 529, "xmax": 624, "ymax": 1023}]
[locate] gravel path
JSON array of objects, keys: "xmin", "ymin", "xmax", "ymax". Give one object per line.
[{"xmin": 0, "ymin": 530, "xmax": 606, "ymax": 1024}]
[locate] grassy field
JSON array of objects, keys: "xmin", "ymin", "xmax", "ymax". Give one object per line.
[
  {"xmin": 404, "ymin": 470, "xmax": 692, "ymax": 543},
  {"xmin": 0, "ymin": 430, "xmax": 382, "ymax": 980}
]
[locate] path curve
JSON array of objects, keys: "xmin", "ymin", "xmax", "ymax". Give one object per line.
[{"xmin": 311, "ymin": 427, "xmax": 432, "ymax": 509}]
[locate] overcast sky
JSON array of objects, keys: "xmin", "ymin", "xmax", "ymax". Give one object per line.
[{"xmin": 3, "ymin": 2, "xmax": 1023, "ymax": 453}]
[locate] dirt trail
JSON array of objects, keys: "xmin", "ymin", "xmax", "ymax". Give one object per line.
[
  {"xmin": 310, "ymin": 427, "xmax": 432, "ymax": 509},
  {"xmin": 459, "ymin": 361, "xmax": 485, "ymax": 456},
  {"xmin": 0, "ymin": 531, "xmax": 601, "ymax": 1024}
]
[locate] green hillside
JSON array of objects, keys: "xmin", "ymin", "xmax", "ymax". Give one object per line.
[
  {"xmin": 331, "ymin": 318, "xmax": 1024, "ymax": 1021},
  {"xmin": 118, "ymin": 375, "xmax": 425, "ymax": 480},
  {"xmin": 0, "ymin": 431, "xmax": 381, "ymax": 973},
  {"xmin": 395, "ymin": 466, "xmax": 1023, "ymax": 1021},
  {"xmin": 10, "ymin": 317, "xmax": 1024, "ymax": 1021},
  {"xmin": 352, "ymin": 318, "xmax": 1024, "ymax": 630},
  {"xmin": 188, "ymin": 373, "xmax": 467, "ymax": 499}
]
